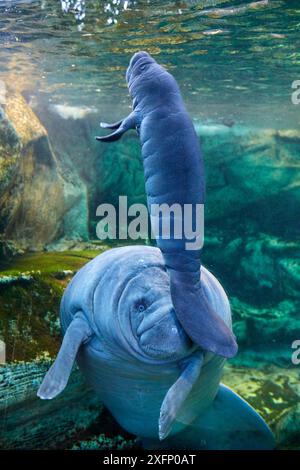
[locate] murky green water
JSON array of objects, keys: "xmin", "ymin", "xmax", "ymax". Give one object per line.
[{"xmin": 1, "ymin": 0, "xmax": 300, "ymax": 128}]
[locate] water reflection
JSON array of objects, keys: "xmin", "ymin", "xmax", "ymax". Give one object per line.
[
  {"xmin": 60, "ymin": 0, "xmax": 136, "ymax": 26},
  {"xmin": 0, "ymin": 1, "xmax": 299, "ymax": 128},
  {"xmin": 61, "ymin": 1, "xmax": 86, "ymax": 22}
]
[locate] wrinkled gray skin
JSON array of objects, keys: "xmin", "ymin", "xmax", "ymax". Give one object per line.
[
  {"xmin": 96, "ymin": 51, "xmax": 237, "ymax": 359},
  {"xmin": 38, "ymin": 246, "xmax": 275, "ymax": 449},
  {"xmin": 63, "ymin": 246, "xmax": 221, "ymax": 440}
]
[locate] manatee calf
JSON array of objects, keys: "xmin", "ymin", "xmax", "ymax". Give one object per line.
[
  {"xmin": 38, "ymin": 246, "xmax": 274, "ymax": 449},
  {"xmin": 97, "ymin": 51, "xmax": 237, "ymax": 359}
]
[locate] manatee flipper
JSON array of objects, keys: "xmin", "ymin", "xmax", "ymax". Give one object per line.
[
  {"xmin": 159, "ymin": 350, "xmax": 204, "ymax": 441},
  {"xmin": 100, "ymin": 119, "xmax": 124, "ymax": 130},
  {"xmin": 37, "ymin": 311, "xmax": 92, "ymax": 400},
  {"xmin": 154, "ymin": 384, "xmax": 275, "ymax": 450},
  {"xmin": 96, "ymin": 111, "xmax": 137, "ymax": 142}
]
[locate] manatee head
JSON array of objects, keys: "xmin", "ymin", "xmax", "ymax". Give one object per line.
[
  {"xmin": 90, "ymin": 246, "xmax": 195, "ymax": 363},
  {"xmin": 117, "ymin": 265, "xmax": 193, "ymax": 361},
  {"xmin": 126, "ymin": 51, "xmax": 180, "ymax": 110}
]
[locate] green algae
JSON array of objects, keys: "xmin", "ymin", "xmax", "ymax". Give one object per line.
[
  {"xmin": 223, "ymin": 364, "xmax": 300, "ymax": 450},
  {"xmin": 0, "ymin": 275, "xmax": 62, "ymax": 361},
  {"xmin": 71, "ymin": 434, "xmax": 137, "ymax": 450},
  {"xmin": 0, "ymin": 247, "xmax": 111, "ymax": 362},
  {"xmin": 0, "ymin": 249, "xmax": 103, "ymax": 277}
]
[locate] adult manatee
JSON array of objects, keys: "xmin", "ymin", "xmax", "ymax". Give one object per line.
[
  {"xmin": 38, "ymin": 246, "xmax": 275, "ymax": 449},
  {"xmin": 96, "ymin": 51, "xmax": 237, "ymax": 359}
]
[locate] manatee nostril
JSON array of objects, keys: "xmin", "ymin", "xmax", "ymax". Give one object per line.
[
  {"xmin": 127, "ymin": 51, "xmax": 151, "ymax": 83},
  {"xmin": 136, "ymin": 304, "xmax": 171, "ymax": 337},
  {"xmin": 130, "ymin": 51, "xmax": 149, "ymax": 68}
]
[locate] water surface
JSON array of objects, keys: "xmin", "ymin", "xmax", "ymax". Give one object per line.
[{"xmin": 1, "ymin": 0, "xmax": 300, "ymax": 128}]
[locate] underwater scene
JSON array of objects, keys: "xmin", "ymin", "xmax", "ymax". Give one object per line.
[{"xmin": 0, "ymin": 0, "xmax": 299, "ymax": 452}]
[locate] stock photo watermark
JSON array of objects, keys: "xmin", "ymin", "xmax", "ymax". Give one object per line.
[
  {"xmin": 0, "ymin": 339, "xmax": 5, "ymax": 365},
  {"xmin": 291, "ymin": 80, "xmax": 300, "ymax": 105},
  {"xmin": 0, "ymin": 79, "xmax": 6, "ymax": 105},
  {"xmin": 291, "ymin": 340, "xmax": 300, "ymax": 365},
  {"xmin": 95, "ymin": 196, "xmax": 204, "ymax": 250}
]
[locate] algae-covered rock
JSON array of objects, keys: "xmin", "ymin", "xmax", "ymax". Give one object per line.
[
  {"xmin": 0, "ymin": 248, "xmax": 107, "ymax": 362},
  {"xmin": 0, "ymin": 106, "xmax": 20, "ymax": 198},
  {"xmin": 96, "ymin": 133, "xmax": 146, "ymax": 209},
  {"xmin": 0, "ymin": 237, "xmax": 24, "ymax": 260},
  {"xmin": 223, "ymin": 364, "xmax": 300, "ymax": 450},
  {"xmin": 0, "ymin": 361, "xmax": 103, "ymax": 450},
  {"xmin": 71, "ymin": 434, "xmax": 137, "ymax": 451},
  {"xmin": 1, "ymin": 101, "xmax": 300, "ymax": 249},
  {"xmin": 196, "ymin": 125, "xmax": 300, "ymax": 223},
  {"xmin": 0, "ymin": 91, "xmax": 65, "ymax": 249},
  {"xmin": 203, "ymin": 232, "xmax": 300, "ymax": 303},
  {"xmin": 230, "ymin": 297, "xmax": 300, "ymax": 365},
  {"xmin": 0, "ymin": 89, "xmax": 89, "ymax": 251},
  {"xmin": 1, "ymin": 360, "xmax": 298, "ymax": 449},
  {"xmin": 95, "ymin": 124, "xmax": 300, "ymax": 234},
  {"xmin": 276, "ymin": 404, "xmax": 300, "ymax": 449}
]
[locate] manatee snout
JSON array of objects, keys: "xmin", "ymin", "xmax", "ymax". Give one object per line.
[
  {"xmin": 137, "ymin": 302, "xmax": 193, "ymax": 360},
  {"xmin": 126, "ymin": 50, "xmax": 150, "ymax": 82}
]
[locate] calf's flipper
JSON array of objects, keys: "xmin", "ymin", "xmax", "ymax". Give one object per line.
[
  {"xmin": 100, "ymin": 119, "xmax": 124, "ymax": 130},
  {"xmin": 96, "ymin": 111, "xmax": 137, "ymax": 141}
]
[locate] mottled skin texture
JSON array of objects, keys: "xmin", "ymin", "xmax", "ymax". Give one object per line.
[
  {"xmin": 97, "ymin": 51, "xmax": 237, "ymax": 359},
  {"xmin": 38, "ymin": 246, "xmax": 274, "ymax": 449},
  {"xmin": 62, "ymin": 247, "xmax": 227, "ymax": 439}
]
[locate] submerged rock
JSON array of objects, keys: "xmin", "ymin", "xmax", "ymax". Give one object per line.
[
  {"xmin": 223, "ymin": 364, "xmax": 300, "ymax": 450},
  {"xmin": 0, "ymin": 88, "xmax": 89, "ymax": 251},
  {"xmin": 0, "ymin": 273, "xmax": 33, "ymax": 285},
  {"xmin": 95, "ymin": 124, "xmax": 300, "ymax": 237},
  {"xmin": 1, "ymin": 360, "xmax": 298, "ymax": 449},
  {"xmin": 0, "ymin": 106, "xmax": 20, "ymax": 198},
  {"xmin": 1, "ymin": 101, "xmax": 299, "ymax": 249},
  {"xmin": 196, "ymin": 125, "xmax": 300, "ymax": 225},
  {"xmin": 71, "ymin": 434, "xmax": 138, "ymax": 450},
  {"xmin": 0, "ymin": 238, "xmax": 24, "ymax": 260},
  {"xmin": 203, "ymin": 232, "xmax": 300, "ymax": 303},
  {"xmin": 276, "ymin": 404, "xmax": 300, "ymax": 448},
  {"xmin": 0, "ymin": 361, "xmax": 103, "ymax": 450},
  {"xmin": 231, "ymin": 296, "xmax": 300, "ymax": 364},
  {"xmin": 71, "ymin": 434, "xmax": 137, "ymax": 451}
]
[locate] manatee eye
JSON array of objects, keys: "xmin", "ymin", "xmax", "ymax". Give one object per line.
[
  {"xmin": 138, "ymin": 63, "xmax": 148, "ymax": 73},
  {"xmin": 134, "ymin": 299, "xmax": 147, "ymax": 313}
]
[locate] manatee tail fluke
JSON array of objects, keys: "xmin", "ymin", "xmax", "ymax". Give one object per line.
[
  {"xmin": 37, "ymin": 312, "xmax": 92, "ymax": 400},
  {"xmin": 159, "ymin": 351, "xmax": 204, "ymax": 440},
  {"xmin": 169, "ymin": 272, "xmax": 238, "ymax": 359}
]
